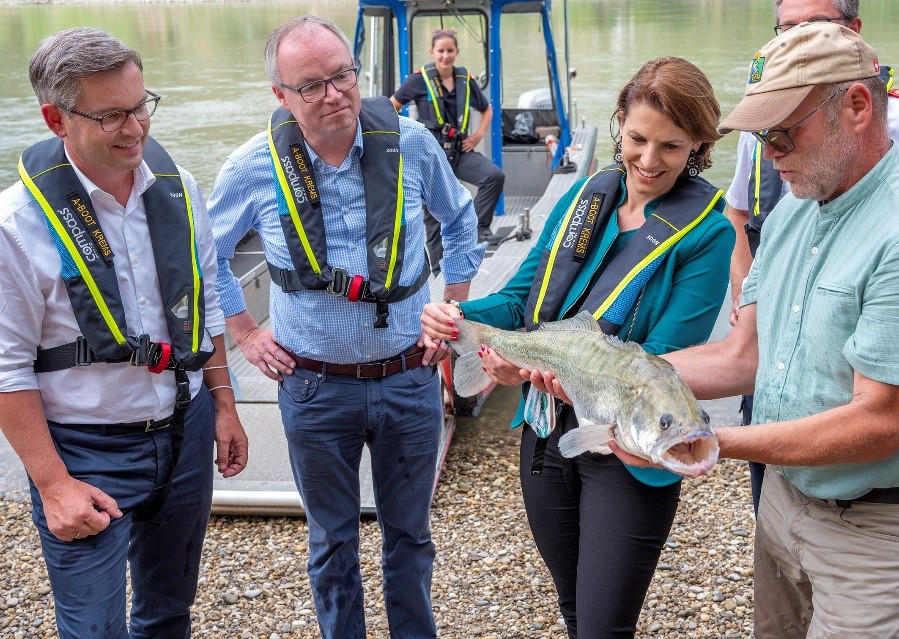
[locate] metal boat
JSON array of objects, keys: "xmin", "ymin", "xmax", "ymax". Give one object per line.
[{"xmin": 211, "ymin": 0, "xmax": 597, "ymax": 515}]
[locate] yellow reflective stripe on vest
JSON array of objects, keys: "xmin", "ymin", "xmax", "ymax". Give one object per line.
[
  {"xmin": 362, "ymin": 128, "xmax": 404, "ymax": 289},
  {"xmin": 459, "ymin": 73, "xmax": 471, "ymax": 134},
  {"xmin": 421, "ymin": 66, "xmax": 445, "ymax": 126},
  {"xmin": 590, "ymin": 189, "xmax": 723, "ymax": 322},
  {"xmin": 157, "ymin": 170, "xmax": 202, "ymax": 353},
  {"xmin": 267, "ymin": 113, "xmax": 323, "ymax": 276},
  {"xmin": 18, "ymin": 156, "xmax": 128, "ymax": 347},
  {"xmin": 530, "ymin": 167, "xmax": 625, "ymax": 325}
]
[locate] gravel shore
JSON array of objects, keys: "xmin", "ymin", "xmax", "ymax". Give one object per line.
[{"xmin": 0, "ymin": 385, "xmax": 755, "ymax": 638}]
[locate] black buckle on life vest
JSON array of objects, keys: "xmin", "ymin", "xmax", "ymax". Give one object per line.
[
  {"xmin": 328, "ymin": 268, "xmax": 351, "ymax": 297},
  {"xmin": 74, "ymin": 336, "xmax": 93, "ymax": 367},
  {"xmin": 175, "ymin": 374, "xmax": 191, "ymax": 410},
  {"xmin": 130, "ymin": 334, "xmax": 151, "ymax": 366},
  {"xmin": 374, "ymin": 300, "xmax": 389, "ymax": 329}
]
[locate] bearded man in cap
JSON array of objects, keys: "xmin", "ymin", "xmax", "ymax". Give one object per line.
[{"xmin": 587, "ymin": 22, "xmax": 899, "ymax": 638}]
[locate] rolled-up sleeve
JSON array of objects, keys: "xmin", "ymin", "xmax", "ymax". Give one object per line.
[{"xmin": 0, "ymin": 202, "xmax": 43, "ymax": 392}]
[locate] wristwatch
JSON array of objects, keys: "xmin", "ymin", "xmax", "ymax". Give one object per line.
[{"xmin": 444, "ymin": 299, "xmax": 464, "ymax": 318}]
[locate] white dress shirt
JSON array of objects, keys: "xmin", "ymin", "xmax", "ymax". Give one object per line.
[{"xmin": 0, "ymin": 145, "xmax": 224, "ymax": 423}]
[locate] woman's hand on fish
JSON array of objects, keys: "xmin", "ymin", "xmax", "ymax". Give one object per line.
[
  {"xmin": 420, "ymin": 302, "xmax": 462, "ymax": 345},
  {"xmin": 480, "ymin": 347, "xmax": 528, "ymax": 386},
  {"xmin": 607, "ymin": 441, "xmax": 668, "ymax": 472},
  {"xmin": 525, "ymin": 369, "xmax": 573, "ymax": 405}
]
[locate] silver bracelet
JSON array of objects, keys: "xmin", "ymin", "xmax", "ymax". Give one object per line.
[
  {"xmin": 208, "ymin": 385, "xmax": 233, "ymax": 393},
  {"xmin": 203, "ymin": 365, "xmax": 229, "ymax": 371}
]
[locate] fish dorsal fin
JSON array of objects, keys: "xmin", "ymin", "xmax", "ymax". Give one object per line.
[
  {"xmin": 537, "ymin": 311, "xmax": 603, "ymax": 333},
  {"xmin": 603, "ymin": 334, "xmax": 644, "ymax": 353}
]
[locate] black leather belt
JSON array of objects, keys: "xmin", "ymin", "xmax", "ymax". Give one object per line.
[
  {"xmin": 53, "ymin": 414, "xmax": 176, "ymax": 435},
  {"xmin": 287, "ymin": 345, "xmax": 427, "ymax": 379},
  {"xmin": 832, "ymin": 486, "xmax": 899, "ymax": 508}
]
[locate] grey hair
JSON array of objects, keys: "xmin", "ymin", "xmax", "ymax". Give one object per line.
[
  {"xmin": 774, "ymin": 0, "xmax": 860, "ymax": 23},
  {"xmin": 29, "ymin": 27, "xmax": 142, "ymax": 108},
  {"xmin": 263, "ymin": 16, "xmax": 354, "ymax": 86}
]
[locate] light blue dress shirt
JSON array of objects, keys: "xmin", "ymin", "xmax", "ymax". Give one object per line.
[{"xmin": 208, "ymin": 115, "xmax": 484, "ymax": 364}]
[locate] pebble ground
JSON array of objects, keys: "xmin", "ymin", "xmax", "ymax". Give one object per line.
[{"xmin": 0, "ymin": 386, "xmax": 755, "ymax": 638}]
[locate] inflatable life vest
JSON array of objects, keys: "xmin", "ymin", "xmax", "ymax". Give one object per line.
[{"xmin": 525, "ymin": 165, "xmax": 723, "ymax": 334}]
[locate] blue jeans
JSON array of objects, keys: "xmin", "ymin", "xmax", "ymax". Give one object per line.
[
  {"xmin": 30, "ymin": 387, "xmax": 215, "ymax": 639},
  {"xmin": 278, "ymin": 361, "xmax": 441, "ymax": 639}
]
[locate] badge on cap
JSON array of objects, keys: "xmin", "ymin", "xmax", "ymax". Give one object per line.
[{"xmin": 748, "ymin": 52, "xmax": 765, "ymax": 84}]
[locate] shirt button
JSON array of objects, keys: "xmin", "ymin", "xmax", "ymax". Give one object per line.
[
  {"xmin": 777, "ymin": 362, "xmax": 785, "ymax": 370},
  {"xmin": 139, "ymin": 297, "xmax": 147, "ymax": 305},
  {"xmin": 792, "ymin": 304, "xmax": 800, "ymax": 313},
  {"xmin": 131, "ymin": 255, "xmax": 140, "ymax": 265},
  {"xmin": 810, "ymin": 246, "xmax": 819, "ymax": 255}
]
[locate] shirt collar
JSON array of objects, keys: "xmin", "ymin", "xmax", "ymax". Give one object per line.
[
  {"xmin": 303, "ymin": 120, "xmax": 365, "ymax": 167},
  {"xmin": 63, "ymin": 146, "xmax": 156, "ymax": 201}
]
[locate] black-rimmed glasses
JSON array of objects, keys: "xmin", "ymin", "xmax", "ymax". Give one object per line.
[
  {"xmin": 751, "ymin": 91, "xmax": 842, "ymax": 153},
  {"xmin": 279, "ymin": 67, "xmax": 360, "ymax": 103},
  {"xmin": 59, "ymin": 91, "xmax": 161, "ymax": 132},
  {"xmin": 774, "ymin": 15, "xmax": 848, "ymax": 36}
]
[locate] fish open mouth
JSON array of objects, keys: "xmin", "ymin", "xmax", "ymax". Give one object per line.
[{"xmin": 653, "ymin": 434, "xmax": 719, "ymax": 478}]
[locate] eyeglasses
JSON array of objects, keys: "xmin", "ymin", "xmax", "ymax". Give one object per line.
[
  {"xmin": 279, "ymin": 66, "xmax": 360, "ymax": 103},
  {"xmin": 774, "ymin": 15, "xmax": 848, "ymax": 36},
  {"xmin": 433, "ymin": 29, "xmax": 456, "ymax": 37},
  {"xmin": 59, "ymin": 91, "xmax": 161, "ymax": 132},
  {"xmin": 751, "ymin": 91, "xmax": 842, "ymax": 153}
]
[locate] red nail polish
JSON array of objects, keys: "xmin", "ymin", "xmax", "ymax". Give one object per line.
[{"xmin": 477, "ymin": 351, "xmax": 482, "ymax": 358}]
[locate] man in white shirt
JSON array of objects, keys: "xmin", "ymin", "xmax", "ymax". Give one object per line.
[{"xmin": 0, "ymin": 27, "xmax": 247, "ymax": 638}]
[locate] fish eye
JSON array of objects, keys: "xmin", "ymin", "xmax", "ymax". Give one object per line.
[
  {"xmin": 659, "ymin": 413, "xmax": 673, "ymax": 430},
  {"xmin": 700, "ymin": 410, "xmax": 711, "ymax": 425}
]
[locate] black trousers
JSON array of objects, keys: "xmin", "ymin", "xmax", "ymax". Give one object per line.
[
  {"xmin": 519, "ymin": 419, "xmax": 681, "ymax": 639},
  {"xmin": 423, "ymin": 149, "xmax": 505, "ymax": 273}
]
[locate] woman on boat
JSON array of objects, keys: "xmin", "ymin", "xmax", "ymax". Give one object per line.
[
  {"xmin": 390, "ymin": 28, "xmax": 505, "ymax": 264},
  {"xmin": 420, "ymin": 57, "xmax": 734, "ymax": 638}
]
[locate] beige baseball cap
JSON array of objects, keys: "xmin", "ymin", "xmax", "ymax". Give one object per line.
[{"xmin": 719, "ymin": 22, "xmax": 881, "ymax": 134}]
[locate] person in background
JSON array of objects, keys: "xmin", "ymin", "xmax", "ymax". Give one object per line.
[
  {"xmin": 206, "ymin": 16, "xmax": 484, "ymax": 639},
  {"xmin": 0, "ymin": 27, "xmax": 247, "ymax": 638},
  {"xmin": 421, "ymin": 57, "xmax": 734, "ymax": 638},
  {"xmin": 624, "ymin": 23, "xmax": 899, "ymax": 638},
  {"xmin": 723, "ymin": 0, "xmax": 899, "ymax": 514},
  {"xmin": 391, "ymin": 27, "xmax": 505, "ymax": 272}
]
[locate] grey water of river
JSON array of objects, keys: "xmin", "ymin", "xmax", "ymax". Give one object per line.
[{"xmin": 2, "ymin": 0, "xmax": 898, "ymax": 195}]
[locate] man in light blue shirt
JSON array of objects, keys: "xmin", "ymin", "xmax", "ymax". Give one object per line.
[
  {"xmin": 616, "ymin": 23, "xmax": 899, "ymax": 639},
  {"xmin": 206, "ymin": 15, "xmax": 483, "ymax": 639}
]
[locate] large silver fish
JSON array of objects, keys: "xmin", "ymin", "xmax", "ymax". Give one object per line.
[{"xmin": 451, "ymin": 312, "xmax": 718, "ymax": 478}]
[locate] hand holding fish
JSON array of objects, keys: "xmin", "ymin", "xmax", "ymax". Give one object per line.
[
  {"xmin": 420, "ymin": 302, "xmax": 462, "ymax": 347},
  {"xmin": 607, "ymin": 440, "xmax": 667, "ymax": 471},
  {"xmin": 447, "ymin": 312, "xmax": 720, "ymax": 478},
  {"xmin": 525, "ymin": 369, "xmax": 573, "ymax": 405}
]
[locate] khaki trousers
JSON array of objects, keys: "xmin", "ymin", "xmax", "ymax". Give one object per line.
[{"xmin": 754, "ymin": 468, "xmax": 899, "ymax": 639}]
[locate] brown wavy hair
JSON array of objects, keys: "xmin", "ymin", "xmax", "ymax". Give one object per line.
[{"xmin": 613, "ymin": 56, "xmax": 722, "ymax": 175}]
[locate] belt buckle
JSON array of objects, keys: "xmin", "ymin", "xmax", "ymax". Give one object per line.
[
  {"xmin": 328, "ymin": 268, "xmax": 350, "ymax": 297},
  {"xmin": 144, "ymin": 417, "xmax": 173, "ymax": 432},
  {"xmin": 75, "ymin": 336, "xmax": 92, "ymax": 367},
  {"xmin": 356, "ymin": 361, "xmax": 388, "ymax": 378}
]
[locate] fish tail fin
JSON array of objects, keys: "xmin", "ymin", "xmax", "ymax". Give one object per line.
[
  {"xmin": 451, "ymin": 319, "xmax": 491, "ymax": 397},
  {"xmin": 558, "ymin": 422, "xmax": 614, "ymax": 458},
  {"xmin": 452, "ymin": 352, "xmax": 492, "ymax": 397}
]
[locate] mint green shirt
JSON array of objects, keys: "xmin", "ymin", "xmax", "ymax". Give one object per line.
[{"xmin": 741, "ymin": 145, "xmax": 899, "ymax": 500}]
